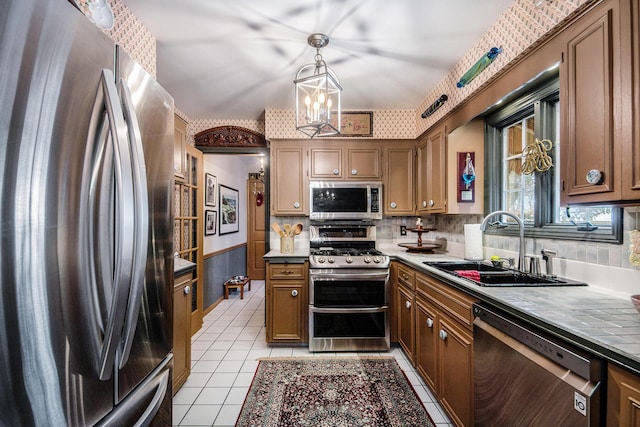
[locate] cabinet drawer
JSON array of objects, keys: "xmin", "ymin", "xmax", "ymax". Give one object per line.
[
  {"xmin": 268, "ymin": 263, "xmax": 306, "ymax": 280},
  {"xmin": 397, "ymin": 264, "xmax": 416, "ymax": 290},
  {"xmin": 416, "ymin": 272, "xmax": 477, "ymax": 329}
]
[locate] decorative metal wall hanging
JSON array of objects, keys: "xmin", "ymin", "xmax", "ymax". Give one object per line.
[
  {"xmin": 421, "ymin": 95, "xmax": 448, "ymax": 118},
  {"xmin": 522, "ymin": 138, "xmax": 554, "ymax": 175},
  {"xmin": 457, "ymin": 47, "xmax": 502, "ymax": 88}
]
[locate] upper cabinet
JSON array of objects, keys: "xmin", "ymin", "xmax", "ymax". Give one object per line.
[
  {"xmin": 446, "ymin": 119, "xmax": 484, "ymax": 214},
  {"xmin": 625, "ymin": 0, "xmax": 640, "ymax": 200},
  {"xmin": 560, "ymin": 0, "xmax": 636, "ymax": 205},
  {"xmin": 174, "ymin": 114, "xmax": 188, "ymax": 180},
  {"xmin": 310, "ymin": 141, "xmax": 381, "ymax": 180},
  {"xmin": 417, "ymin": 125, "xmax": 447, "ymax": 214},
  {"xmin": 270, "ymin": 140, "xmax": 308, "ymax": 216},
  {"xmin": 383, "ymin": 142, "xmax": 415, "ymax": 215}
]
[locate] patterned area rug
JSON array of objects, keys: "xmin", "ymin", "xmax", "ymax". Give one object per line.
[{"xmin": 236, "ymin": 356, "xmax": 436, "ymax": 427}]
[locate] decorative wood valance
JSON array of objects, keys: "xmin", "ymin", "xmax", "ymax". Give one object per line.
[{"xmin": 194, "ymin": 126, "xmax": 267, "ymax": 149}]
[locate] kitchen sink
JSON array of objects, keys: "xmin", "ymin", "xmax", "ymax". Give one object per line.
[{"xmin": 423, "ymin": 261, "xmax": 587, "ymax": 287}]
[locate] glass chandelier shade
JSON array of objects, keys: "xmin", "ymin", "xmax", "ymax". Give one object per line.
[{"xmin": 294, "ymin": 34, "xmax": 342, "ymax": 138}]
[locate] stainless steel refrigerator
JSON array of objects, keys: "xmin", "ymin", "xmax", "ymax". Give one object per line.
[{"xmin": 0, "ymin": 0, "xmax": 175, "ymax": 425}]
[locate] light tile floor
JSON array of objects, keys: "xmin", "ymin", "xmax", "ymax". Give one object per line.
[{"xmin": 172, "ymin": 280, "xmax": 454, "ymax": 426}]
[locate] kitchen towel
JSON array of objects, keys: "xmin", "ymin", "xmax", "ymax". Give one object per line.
[{"xmin": 464, "ymin": 223, "xmax": 484, "ymax": 261}]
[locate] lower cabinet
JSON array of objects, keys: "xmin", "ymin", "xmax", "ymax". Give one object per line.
[
  {"xmin": 173, "ymin": 271, "xmax": 192, "ymax": 394},
  {"xmin": 393, "ymin": 262, "xmax": 477, "ymax": 427},
  {"xmin": 607, "ymin": 364, "xmax": 640, "ymax": 426},
  {"xmin": 266, "ymin": 261, "xmax": 308, "ymax": 343},
  {"xmin": 397, "ymin": 284, "xmax": 416, "ymax": 364}
]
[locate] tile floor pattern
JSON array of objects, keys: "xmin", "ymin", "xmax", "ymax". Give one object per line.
[{"xmin": 172, "ymin": 280, "xmax": 454, "ymax": 427}]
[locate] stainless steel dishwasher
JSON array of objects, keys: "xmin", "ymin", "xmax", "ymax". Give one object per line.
[{"xmin": 473, "ymin": 304, "xmax": 603, "ymax": 426}]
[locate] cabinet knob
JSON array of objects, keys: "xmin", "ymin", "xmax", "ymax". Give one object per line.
[
  {"xmin": 439, "ymin": 330, "xmax": 447, "ymax": 341},
  {"xmin": 390, "ymin": 202, "xmax": 397, "ymax": 209},
  {"xmin": 333, "ymin": 169, "xmax": 340, "ymax": 175},
  {"xmin": 291, "ymin": 289, "xmax": 299, "ymax": 297},
  {"xmin": 422, "ymin": 200, "xmax": 427, "ymax": 208},
  {"xmin": 405, "ymin": 301, "xmax": 411, "ymax": 309},
  {"xmin": 426, "ymin": 318, "xmax": 434, "ymax": 328},
  {"xmin": 184, "ymin": 286, "xmax": 191, "ymax": 295},
  {"xmin": 428, "ymin": 199, "xmax": 434, "ymax": 207},
  {"xmin": 293, "ymin": 202, "xmax": 300, "ymax": 209},
  {"xmin": 280, "ymin": 270, "xmax": 293, "ymax": 275},
  {"xmin": 586, "ymin": 169, "xmax": 603, "ymax": 185},
  {"xmin": 351, "ymin": 169, "xmax": 357, "ymax": 175}
]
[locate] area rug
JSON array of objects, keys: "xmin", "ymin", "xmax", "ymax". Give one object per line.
[{"xmin": 235, "ymin": 356, "xmax": 436, "ymax": 427}]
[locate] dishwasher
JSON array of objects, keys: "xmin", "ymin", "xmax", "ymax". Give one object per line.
[{"xmin": 473, "ymin": 304, "xmax": 603, "ymax": 426}]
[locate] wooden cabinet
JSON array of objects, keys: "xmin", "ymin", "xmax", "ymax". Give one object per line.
[
  {"xmin": 310, "ymin": 142, "xmax": 381, "ymax": 180},
  {"xmin": 266, "ymin": 261, "xmax": 308, "ymax": 343},
  {"xmin": 560, "ymin": 0, "xmax": 635, "ymax": 205},
  {"xmin": 174, "ymin": 114, "xmax": 187, "ymax": 180},
  {"xmin": 270, "ymin": 141, "xmax": 308, "ymax": 215},
  {"xmin": 417, "ymin": 125, "xmax": 447, "ymax": 214},
  {"xmin": 173, "ymin": 144, "xmax": 203, "ymax": 336},
  {"xmin": 395, "ymin": 263, "xmax": 416, "ymax": 363},
  {"xmin": 172, "ymin": 271, "xmax": 192, "ymax": 394},
  {"xmin": 383, "ymin": 142, "xmax": 415, "ymax": 215},
  {"xmin": 415, "ymin": 271, "xmax": 477, "ymax": 427},
  {"xmin": 607, "ymin": 364, "xmax": 640, "ymax": 426},
  {"xmin": 626, "ymin": 0, "xmax": 640, "ymax": 200}
]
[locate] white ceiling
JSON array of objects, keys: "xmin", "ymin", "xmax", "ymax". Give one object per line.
[{"xmin": 122, "ymin": 0, "xmax": 514, "ymax": 121}]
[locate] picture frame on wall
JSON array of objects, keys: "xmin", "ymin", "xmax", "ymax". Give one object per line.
[
  {"xmin": 219, "ymin": 184, "xmax": 239, "ymax": 235},
  {"xmin": 330, "ymin": 111, "xmax": 373, "ymax": 137},
  {"xmin": 204, "ymin": 210, "xmax": 217, "ymax": 235},
  {"xmin": 205, "ymin": 173, "xmax": 217, "ymax": 206}
]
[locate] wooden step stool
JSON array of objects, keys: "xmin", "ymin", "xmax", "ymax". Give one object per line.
[{"xmin": 224, "ymin": 276, "xmax": 251, "ymax": 299}]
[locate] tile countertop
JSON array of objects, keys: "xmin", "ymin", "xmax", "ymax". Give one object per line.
[{"xmin": 266, "ymin": 247, "xmax": 640, "ymax": 374}]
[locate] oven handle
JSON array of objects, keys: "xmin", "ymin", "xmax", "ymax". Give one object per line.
[
  {"xmin": 309, "ymin": 271, "xmax": 390, "ymax": 281},
  {"xmin": 310, "ymin": 306, "xmax": 388, "ymax": 314}
]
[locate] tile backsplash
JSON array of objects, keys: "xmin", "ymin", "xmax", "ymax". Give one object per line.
[{"xmin": 271, "ymin": 206, "xmax": 640, "ymax": 295}]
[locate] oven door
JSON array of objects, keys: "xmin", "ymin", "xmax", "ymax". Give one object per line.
[
  {"xmin": 308, "ymin": 269, "xmax": 389, "ymax": 352},
  {"xmin": 309, "ymin": 269, "xmax": 389, "ymax": 307}
]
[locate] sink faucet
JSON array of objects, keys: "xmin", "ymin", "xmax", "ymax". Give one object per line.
[{"xmin": 480, "ymin": 210, "xmax": 525, "ymax": 272}]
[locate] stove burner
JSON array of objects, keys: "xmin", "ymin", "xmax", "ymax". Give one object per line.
[{"xmin": 309, "ymin": 246, "xmax": 388, "ymax": 268}]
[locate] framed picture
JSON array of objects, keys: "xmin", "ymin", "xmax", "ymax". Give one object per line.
[
  {"xmin": 330, "ymin": 111, "xmax": 373, "ymax": 137},
  {"xmin": 219, "ymin": 184, "xmax": 239, "ymax": 235},
  {"xmin": 204, "ymin": 210, "xmax": 217, "ymax": 235},
  {"xmin": 205, "ymin": 173, "xmax": 217, "ymax": 206}
]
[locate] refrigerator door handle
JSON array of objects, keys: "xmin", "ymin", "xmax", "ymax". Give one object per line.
[
  {"xmin": 86, "ymin": 69, "xmax": 136, "ymax": 380},
  {"xmin": 117, "ymin": 79, "xmax": 150, "ymax": 369},
  {"xmin": 96, "ymin": 355, "xmax": 172, "ymax": 426}
]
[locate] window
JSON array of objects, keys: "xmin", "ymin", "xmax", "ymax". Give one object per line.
[{"xmin": 484, "ymin": 74, "xmax": 622, "ymax": 243}]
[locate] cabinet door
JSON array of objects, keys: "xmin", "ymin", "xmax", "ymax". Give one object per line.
[
  {"xmin": 347, "ymin": 147, "xmax": 381, "ymax": 179},
  {"xmin": 271, "ymin": 144, "xmax": 307, "ymax": 215},
  {"xmin": 269, "ymin": 281, "xmax": 306, "ymax": 342},
  {"xmin": 397, "ymin": 285, "xmax": 415, "ymax": 364},
  {"xmin": 172, "ymin": 273, "xmax": 191, "ymax": 394},
  {"xmin": 384, "ymin": 145, "xmax": 415, "ymax": 215},
  {"xmin": 560, "ymin": 0, "xmax": 622, "ymax": 203},
  {"xmin": 417, "ymin": 126, "xmax": 446, "ymax": 214},
  {"xmin": 438, "ymin": 316, "xmax": 473, "ymax": 427},
  {"xmin": 607, "ymin": 364, "xmax": 640, "ymax": 427},
  {"xmin": 415, "ymin": 298, "xmax": 438, "ymax": 391},
  {"xmin": 625, "ymin": 0, "xmax": 640, "ymax": 200},
  {"xmin": 174, "ymin": 114, "xmax": 187, "ymax": 180},
  {"xmin": 310, "ymin": 147, "xmax": 342, "ymax": 178}
]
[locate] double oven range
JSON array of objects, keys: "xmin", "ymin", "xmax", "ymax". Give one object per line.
[{"xmin": 308, "ymin": 223, "xmax": 390, "ymax": 352}]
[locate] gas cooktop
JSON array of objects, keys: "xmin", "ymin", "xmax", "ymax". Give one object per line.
[{"xmin": 309, "ymin": 247, "xmax": 389, "ymax": 269}]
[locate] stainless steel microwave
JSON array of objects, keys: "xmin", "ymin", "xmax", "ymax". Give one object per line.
[{"xmin": 309, "ymin": 181, "xmax": 382, "ymax": 220}]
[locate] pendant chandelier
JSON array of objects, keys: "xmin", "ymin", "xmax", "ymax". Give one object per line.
[{"xmin": 294, "ymin": 34, "xmax": 342, "ymax": 138}]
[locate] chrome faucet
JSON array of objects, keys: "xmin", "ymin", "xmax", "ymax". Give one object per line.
[{"xmin": 480, "ymin": 210, "xmax": 526, "ymax": 272}]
